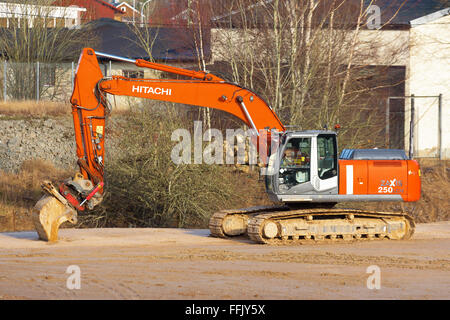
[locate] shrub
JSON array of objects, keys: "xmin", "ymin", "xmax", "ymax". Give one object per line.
[{"xmin": 82, "ymin": 108, "xmax": 251, "ymax": 228}]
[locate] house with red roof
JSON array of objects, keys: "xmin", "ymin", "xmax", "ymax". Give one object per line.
[{"xmin": 54, "ymin": 0, "xmax": 123, "ymax": 22}]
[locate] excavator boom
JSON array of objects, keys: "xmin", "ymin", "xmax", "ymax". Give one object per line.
[{"xmin": 71, "ymin": 48, "xmax": 284, "ymax": 187}]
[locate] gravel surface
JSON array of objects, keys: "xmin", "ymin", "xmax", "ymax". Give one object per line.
[{"xmin": 0, "ymin": 221, "xmax": 449, "ymax": 300}]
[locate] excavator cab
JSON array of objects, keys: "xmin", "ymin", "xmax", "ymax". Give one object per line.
[{"xmin": 265, "ymin": 131, "xmax": 339, "ymax": 204}]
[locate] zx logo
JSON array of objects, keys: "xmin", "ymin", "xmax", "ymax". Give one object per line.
[{"xmin": 380, "ymin": 179, "xmax": 402, "ymax": 187}]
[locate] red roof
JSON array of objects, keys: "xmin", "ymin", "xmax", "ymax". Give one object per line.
[{"xmin": 93, "ymin": 0, "xmax": 123, "ymax": 14}]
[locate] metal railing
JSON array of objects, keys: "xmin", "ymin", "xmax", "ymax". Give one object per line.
[
  {"xmin": 386, "ymin": 94, "xmax": 444, "ymax": 159},
  {"xmin": 0, "ymin": 60, "xmax": 76, "ymax": 102}
]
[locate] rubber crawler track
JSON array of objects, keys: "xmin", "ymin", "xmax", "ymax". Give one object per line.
[
  {"xmin": 209, "ymin": 205, "xmax": 288, "ymax": 238},
  {"xmin": 210, "ymin": 207, "xmax": 415, "ymax": 245}
]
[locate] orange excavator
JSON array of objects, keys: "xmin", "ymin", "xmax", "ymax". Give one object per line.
[{"xmin": 32, "ymin": 48, "xmax": 421, "ymax": 243}]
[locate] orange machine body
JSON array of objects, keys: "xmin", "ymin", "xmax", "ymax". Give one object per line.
[{"xmin": 338, "ymin": 159, "xmax": 421, "ymax": 202}]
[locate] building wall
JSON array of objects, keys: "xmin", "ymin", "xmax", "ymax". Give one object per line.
[
  {"xmin": 352, "ymin": 20, "xmax": 449, "ymax": 159},
  {"xmin": 0, "ymin": 2, "xmax": 86, "ymax": 28},
  {"xmin": 408, "ymin": 13, "xmax": 450, "ymax": 158},
  {"xmin": 211, "ymin": 28, "xmax": 410, "ymax": 66},
  {"xmin": 116, "ymin": 2, "xmax": 143, "ymax": 23},
  {"xmin": 55, "ymin": 0, "xmax": 122, "ymax": 21},
  {"xmin": 354, "ymin": 29, "xmax": 410, "ymax": 66}
]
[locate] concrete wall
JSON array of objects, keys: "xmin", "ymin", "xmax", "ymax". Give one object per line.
[
  {"xmin": 356, "ymin": 18, "xmax": 450, "ymax": 159},
  {"xmin": 354, "ymin": 29, "xmax": 410, "ymax": 66}
]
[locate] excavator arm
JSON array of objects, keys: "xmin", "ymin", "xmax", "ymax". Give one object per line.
[
  {"xmin": 72, "ymin": 48, "xmax": 284, "ymax": 187},
  {"xmin": 33, "ymin": 48, "xmax": 285, "ymax": 241}
]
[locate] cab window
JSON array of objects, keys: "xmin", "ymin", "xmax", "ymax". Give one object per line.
[
  {"xmin": 279, "ymin": 138, "xmax": 311, "ymax": 189},
  {"xmin": 317, "ymin": 135, "xmax": 337, "ymax": 180}
]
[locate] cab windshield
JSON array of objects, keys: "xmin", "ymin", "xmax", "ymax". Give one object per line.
[{"xmin": 279, "ymin": 137, "xmax": 311, "ymax": 188}]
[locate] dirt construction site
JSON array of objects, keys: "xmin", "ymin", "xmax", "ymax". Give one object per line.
[{"xmin": 0, "ymin": 221, "xmax": 449, "ymax": 300}]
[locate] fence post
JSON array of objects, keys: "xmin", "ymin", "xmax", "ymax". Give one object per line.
[
  {"xmin": 36, "ymin": 61, "xmax": 40, "ymax": 102},
  {"xmin": 438, "ymin": 93, "xmax": 442, "ymax": 160},
  {"xmin": 71, "ymin": 61, "xmax": 74, "ymax": 91},
  {"xmin": 385, "ymin": 97, "xmax": 390, "ymax": 148},
  {"xmin": 409, "ymin": 94, "xmax": 415, "ymax": 159},
  {"xmin": 3, "ymin": 60, "xmax": 6, "ymax": 102}
]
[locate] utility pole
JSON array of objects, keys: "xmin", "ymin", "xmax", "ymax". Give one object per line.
[
  {"xmin": 141, "ymin": 0, "xmax": 153, "ymax": 26},
  {"xmin": 133, "ymin": 0, "xmax": 135, "ymax": 25},
  {"xmin": 409, "ymin": 94, "xmax": 414, "ymax": 159}
]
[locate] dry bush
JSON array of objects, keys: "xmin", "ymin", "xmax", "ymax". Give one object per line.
[
  {"xmin": 79, "ymin": 108, "xmax": 268, "ymax": 229},
  {"xmin": 0, "ymin": 135, "xmax": 446, "ymax": 233},
  {"xmin": 0, "ymin": 101, "xmax": 69, "ymax": 117},
  {"xmin": 0, "ymin": 101, "xmax": 133, "ymax": 118},
  {"xmin": 0, "ymin": 159, "xmax": 73, "ymax": 231},
  {"xmin": 408, "ymin": 160, "xmax": 450, "ymax": 223}
]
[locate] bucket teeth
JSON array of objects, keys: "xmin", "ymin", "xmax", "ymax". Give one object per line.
[{"xmin": 32, "ymin": 195, "xmax": 77, "ymax": 242}]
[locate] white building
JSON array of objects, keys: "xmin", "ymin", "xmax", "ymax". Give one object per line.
[
  {"xmin": 0, "ymin": 2, "xmax": 86, "ymax": 28},
  {"xmin": 408, "ymin": 9, "xmax": 450, "ymax": 159},
  {"xmin": 360, "ymin": 7, "xmax": 450, "ymax": 159}
]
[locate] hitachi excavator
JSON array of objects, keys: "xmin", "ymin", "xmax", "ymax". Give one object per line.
[{"xmin": 32, "ymin": 48, "xmax": 421, "ymax": 243}]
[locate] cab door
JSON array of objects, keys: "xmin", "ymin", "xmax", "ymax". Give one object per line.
[{"xmin": 311, "ymin": 134, "xmax": 338, "ymax": 193}]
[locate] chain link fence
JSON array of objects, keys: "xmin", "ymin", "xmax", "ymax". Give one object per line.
[
  {"xmin": 0, "ymin": 60, "xmax": 75, "ymax": 102},
  {"xmin": 386, "ymin": 94, "xmax": 444, "ymax": 159}
]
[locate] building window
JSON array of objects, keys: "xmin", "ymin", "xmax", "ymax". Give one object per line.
[
  {"xmin": 55, "ymin": 18, "xmax": 65, "ymax": 28},
  {"xmin": 121, "ymin": 7, "xmax": 126, "ymax": 12},
  {"xmin": 123, "ymin": 70, "xmax": 144, "ymax": 79}
]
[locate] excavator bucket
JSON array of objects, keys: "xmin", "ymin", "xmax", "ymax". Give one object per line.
[{"xmin": 32, "ymin": 195, "xmax": 77, "ymax": 242}]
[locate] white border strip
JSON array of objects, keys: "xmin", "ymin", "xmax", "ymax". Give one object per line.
[{"xmin": 346, "ymin": 165, "xmax": 354, "ymax": 195}]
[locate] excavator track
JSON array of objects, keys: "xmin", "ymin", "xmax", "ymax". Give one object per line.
[
  {"xmin": 209, "ymin": 205, "xmax": 288, "ymax": 238},
  {"xmin": 247, "ymin": 208, "xmax": 415, "ymax": 244},
  {"xmin": 209, "ymin": 207, "xmax": 415, "ymax": 245}
]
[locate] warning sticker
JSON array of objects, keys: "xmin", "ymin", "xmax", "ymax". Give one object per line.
[{"xmin": 96, "ymin": 126, "xmax": 104, "ymax": 135}]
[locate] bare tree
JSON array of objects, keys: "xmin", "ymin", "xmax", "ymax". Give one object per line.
[
  {"xmin": 129, "ymin": 0, "xmax": 215, "ymax": 131},
  {"xmin": 209, "ymin": 0, "xmax": 409, "ymax": 149},
  {"xmin": 185, "ymin": 0, "xmax": 213, "ymax": 132}
]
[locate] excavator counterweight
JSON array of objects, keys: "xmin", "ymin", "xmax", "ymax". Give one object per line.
[{"xmin": 32, "ymin": 48, "xmax": 421, "ymax": 243}]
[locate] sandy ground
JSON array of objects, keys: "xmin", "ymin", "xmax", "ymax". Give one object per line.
[{"xmin": 0, "ymin": 222, "xmax": 449, "ymax": 300}]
